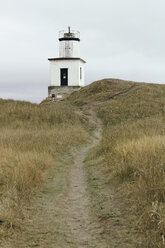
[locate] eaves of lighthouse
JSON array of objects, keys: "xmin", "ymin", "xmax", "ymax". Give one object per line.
[{"xmin": 48, "ymin": 27, "xmax": 86, "ymax": 98}]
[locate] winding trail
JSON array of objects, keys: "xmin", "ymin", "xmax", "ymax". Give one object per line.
[
  {"xmin": 3, "ymin": 107, "xmax": 107, "ymax": 248},
  {"xmin": 65, "ymin": 108, "xmax": 106, "ymax": 247},
  {"xmin": 1, "ymin": 106, "xmax": 143, "ymax": 248}
]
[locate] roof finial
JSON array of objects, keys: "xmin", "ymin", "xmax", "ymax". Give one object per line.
[{"xmin": 68, "ymin": 26, "xmax": 71, "ymax": 33}]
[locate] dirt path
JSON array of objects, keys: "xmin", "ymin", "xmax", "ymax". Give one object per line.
[
  {"xmin": 64, "ymin": 108, "xmax": 106, "ymax": 247},
  {"xmin": 2, "ymin": 107, "xmax": 108, "ymax": 248},
  {"xmin": 1, "ymin": 106, "xmax": 144, "ymax": 248}
]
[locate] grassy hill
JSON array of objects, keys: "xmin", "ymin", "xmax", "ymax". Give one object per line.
[
  {"xmin": 68, "ymin": 78, "xmax": 165, "ymax": 246},
  {"xmin": 1, "ymin": 79, "xmax": 165, "ymax": 247}
]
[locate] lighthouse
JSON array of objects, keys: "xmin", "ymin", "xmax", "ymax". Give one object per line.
[{"xmin": 48, "ymin": 27, "xmax": 86, "ymax": 98}]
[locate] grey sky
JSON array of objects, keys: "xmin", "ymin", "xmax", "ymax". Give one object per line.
[{"xmin": 0, "ymin": 0, "xmax": 165, "ymax": 102}]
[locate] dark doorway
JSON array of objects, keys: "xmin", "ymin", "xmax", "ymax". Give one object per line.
[{"xmin": 61, "ymin": 68, "xmax": 68, "ymax": 86}]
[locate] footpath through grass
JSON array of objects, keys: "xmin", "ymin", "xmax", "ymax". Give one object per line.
[{"xmin": 68, "ymin": 78, "xmax": 165, "ymax": 247}]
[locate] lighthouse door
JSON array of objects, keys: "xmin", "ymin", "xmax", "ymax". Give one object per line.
[{"xmin": 60, "ymin": 68, "xmax": 68, "ymax": 86}]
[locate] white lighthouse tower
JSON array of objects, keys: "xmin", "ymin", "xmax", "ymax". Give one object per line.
[{"xmin": 48, "ymin": 27, "xmax": 86, "ymax": 98}]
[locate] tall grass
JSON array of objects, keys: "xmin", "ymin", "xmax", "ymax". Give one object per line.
[
  {"xmin": 0, "ymin": 99, "xmax": 88, "ymax": 229},
  {"xmin": 69, "ymin": 79, "xmax": 165, "ymax": 247},
  {"xmin": 95, "ymin": 81, "xmax": 165, "ymax": 247},
  {"xmin": 96, "ymin": 121, "xmax": 165, "ymax": 246}
]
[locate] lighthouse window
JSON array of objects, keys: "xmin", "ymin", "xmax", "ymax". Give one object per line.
[{"xmin": 80, "ymin": 67, "xmax": 82, "ymax": 80}]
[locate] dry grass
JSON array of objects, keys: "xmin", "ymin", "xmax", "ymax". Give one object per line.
[
  {"xmin": 97, "ymin": 121, "xmax": 165, "ymax": 247},
  {"xmin": 69, "ymin": 79, "xmax": 165, "ymax": 247},
  {"xmin": 2, "ymin": 78, "xmax": 165, "ymax": 246},
  {"xmin": 0, "ymin": 99, "xmax": 88, "ymax": 231}
]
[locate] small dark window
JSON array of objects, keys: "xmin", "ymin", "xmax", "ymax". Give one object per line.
[
  {"xmin": 80, "ymin": 67, "xmax": 82, "ymax": 80},
  {"xmin": 61, "ymin": 68, "xmax": 68, "ymax": 86}
]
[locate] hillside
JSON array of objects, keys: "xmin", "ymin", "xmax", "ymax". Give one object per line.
[
  {"xmin": 0, "ymin": 79, "xmax": 165, "ymax": 247},
  {"xmin": 68, "ymin": 78, "xmax": 165, "ymax": 247}
]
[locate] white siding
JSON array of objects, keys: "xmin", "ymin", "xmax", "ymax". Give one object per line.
[
  {"xmin": 49, "ymin": 59, "xmax": 85, "ymax": 87},
  {"xmin": 59, "ymin": 40, "xmax": 80, "ymax": 58}
]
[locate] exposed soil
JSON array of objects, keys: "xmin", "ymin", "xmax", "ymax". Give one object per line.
[{"xmin": 64, "ymin": 108, "xmax": 106, "ymax": 248}]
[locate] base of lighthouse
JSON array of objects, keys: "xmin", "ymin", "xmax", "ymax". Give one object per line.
[
  {"xmin": 48, "ymin": 57, "xmax": 86, "ymax": 99},
  {"xmin": 48, "ymin": 86, "xmax": 81, "ymax": 99}
]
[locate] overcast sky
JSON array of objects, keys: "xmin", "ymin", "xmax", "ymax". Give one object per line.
[{"xmin": 0, "ymin": 0, "xmax": 165, "ymax": 102}]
